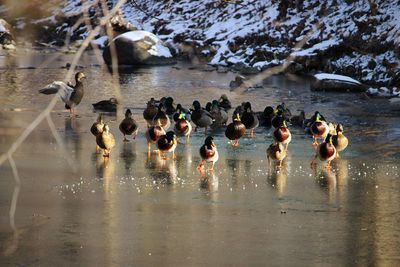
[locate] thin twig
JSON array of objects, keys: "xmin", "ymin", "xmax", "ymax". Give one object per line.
[
  {"xmin": 232, "ymin": 22, "xmax": 321, "ymax": 94},
  {"xmin": 0, "ymin": 0, "xmax": 127, "ymax": 168}
]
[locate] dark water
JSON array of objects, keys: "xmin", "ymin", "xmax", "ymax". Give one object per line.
[{"xmin": 0, "ymin": 50, "xmax": 400, "ymax": 266}]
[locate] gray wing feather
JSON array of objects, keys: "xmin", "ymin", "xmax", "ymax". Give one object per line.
[{"xmin": 39, "ymin": 81, "xmax": 74, "ymax": 104}]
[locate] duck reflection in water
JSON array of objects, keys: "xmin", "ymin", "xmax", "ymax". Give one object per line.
[
  {"xmin": 313, "ymin": 166, "xmax": 338, "ymax": 204},
  {"xmin": 267, "ymin": 166, "xmax": 287, "ymax": 198},
  {"xmin": 65, "ymin": 117, "xmax": 81, "ymax": 160},
  {"xmin": 146, "ymin": 154, "xmax": 178, "ymax": 185},
  {"xmin": 120, "ymin": 142, "xmax": 136, "ymax": 175},
  {"xmin": 199, "ymin": 171, "xmax": 219, "ymax": 193}
]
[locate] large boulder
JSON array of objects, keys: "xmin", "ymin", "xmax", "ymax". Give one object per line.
[
  {"xmin": 103, "ymin": 31, "xmax": 176, "ymax": 66},
  {"xmin": 311, "ymin": 73, "xmax": 367, "ymax": 92},
  {"xmin": 0, "ymin": 19, "xmax": 14, "ymax": 46}
]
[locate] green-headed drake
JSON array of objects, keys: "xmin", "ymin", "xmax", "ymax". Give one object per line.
[
  {"xmin": 198, "ymin": 136, "xmax": 219, "ymax": 172},
  {"xmin": 273, "ymin": 120, "xmax": 292, "ymax": 151},
  {"xmin": 310, "ymin": 111, "xmax": 329, "ymax": 145},
  {"xmin": 174, "ymin": 112, "xmax": 192, "ymax": 142},
  {"xmin": 157, "ymin": 131, "xmax": 177, "ymax": 160},
  {"xmin": 241, "ymin": 102, "xmax": 259, "ymax": 137},
  {"xmin": 311, "ymin": 133, "xmax": 336, "ymax": 169},
  {"xmin": 146, "ymin": 119, "xmax": 166, "ymax": 158},
  {"xmin": 225, "ymin": 112, "xmax": 246, "ymax": 147}
]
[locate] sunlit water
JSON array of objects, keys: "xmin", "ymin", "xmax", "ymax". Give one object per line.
[{"xmin": 0, "ymin": 50, "xmax": 400, "ymax": 266}]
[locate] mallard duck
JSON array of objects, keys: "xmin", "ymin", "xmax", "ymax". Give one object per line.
[
  {"xmin": 290, "ymin": 110, "xmax": 305, "ymax": 127},
  {"xmin": 96, "ymin": 124, "xmax": 115, "ymax": 157},
  {"xmin": 218, "ymin": 94, "xmax": 232, "ymax": 111},
  {"xmin": 311, "ymin": 133, "xmax": 336, "ymax": 169},
  {"xmin": 229, "ymin": 75, "xmax": 244, "ymax": 89},
  {"xmin": 119, "ymin": 109, "xmax": 138, "ymax": 142},
  {"xmin": 231, "ymin": 102, "xmax": 246, "ymax": 121},
  {"xmin": 152, "ymin": 103, "xmax": 171, "ymax": 130},
  {"xmin": 259, "ymin": 106, "xmax": 274, "ymax": 127},
  {"xmin": 164, "ymin": 97, "xmax": 176, "ymax": 115},
  {"xmin": 191, "ymin": 100, "xmax": 214, "ymax": 135},
  {"xmin": 271, "ymin": 106, "xmax": 285, "ymax": 128},
  {"xmin": 197, "ymin": 136, "xmax": 219, "ymax": 172},
  {"xmin": 145, "ymin": 119, "xmax": 166, "ymax": 158},
  {"xmin": 90, "ymin": 114, "xmax": 104, "ymax": 153},
  {"xmin": 174, "ymin": 112, "xmax": 192, "ymax": 142},
  {"xmin": 225, "ymin": 112, "xmax": 246, "ymax": 147},
  {"xmin": 241, "ymin": 102, "xmax": 259, "ymax": 137},
  {"xmin": 210, "ymin": 100, "xmax": 228, "ymax": 127},
  {"xmin": 173, "ymin": 104, "xmax": 191, "ymax": 122},
  {"xmin": 157, "ymin": 131, "xmax": 177, "ymax": 159},
  {"xmin": 205, "ymin": 102, "xmax": 212, "ymax": 112},
  {"xmin": 143, "ymin": 98, "xmax": 159, "ymax": 126},
  {"xmin": 310, "ymin": 111, "xmax": 329, "ymax": 145},
  {"xmin": 39, "ymin": 72, "xmax": 86, "ymax": 116},
  {"xmin": 92, "ymin": 97, "xmax": 118, "ymax": 112},
  {"xmin": 267, "ymin": 142, "xmax": 287, "ymax": 169},
  {"xmin": 278, "ymin": 102, "xmax": 292, "ymax": 120},
  {"xmin": 90, "ymin": 114, "xmax": 104, "ymax": 137},
  {"xmin": 332, "ymin": 124, "xmax": 348, "ymax": 158},
  {"xmin": 273, "ymin": 120, "xmax": 292, "ymax": 151}
]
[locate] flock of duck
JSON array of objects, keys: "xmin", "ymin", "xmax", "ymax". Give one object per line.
[{"xmin": 39, "ymin": 72, "xmax": 349, "ymax": 172}]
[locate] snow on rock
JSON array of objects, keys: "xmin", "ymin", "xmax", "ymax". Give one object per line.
[
  {"xmin": 367, "ymin": 87, "xmax": 400, "ymax": 98},
  {"xmin": 1, "ymin": 0, "xmax": 400, "ymax": 85},
  {"xmin": 314, "ymin": 73, "xmax": 361, "ymax": 85},
  {"xmin": 91, "ymin": 36, "xmax": 108, "ymax": 49},
  {"xmin": 102, "ymin": 30, "xmax": 175, "ymax": 66},
  {"xmin": 114, "ymin": 31, "xmax": 172, "ymax": 58},
  {"xmin": 311, "ymin": 73, "xmax": 365, "ymax": 93}
]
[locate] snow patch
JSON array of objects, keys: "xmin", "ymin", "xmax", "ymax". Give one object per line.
[
  {"xmin": 114, "ymin": 31, "xmax": 172, "ymax": 58},
  {"xmin": 314, "ymin": 73, "xmax": 361, "ymax": 85}
]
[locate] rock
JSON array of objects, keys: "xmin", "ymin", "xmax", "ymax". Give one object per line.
[
  {"xmin": 311, "ymin": 73, "xmax": 366, "ymax": 92},
  {"xmin": 229, "ymin": 75, "xmax": 245, "ymax": 89},
  {"xmin": 0, "ymin": 19, "xmax": 14, "ymax": 46},
  {"xmin": 3, "ymin": 43, "xmax": 16, "ymax": 50},
  {"xmin": 102, "ymin": 31, "xmax": 176, "ymax": 66},
  {"xmin": 232, "ymin": 62, "xmax": 259, "ymax": 74}
]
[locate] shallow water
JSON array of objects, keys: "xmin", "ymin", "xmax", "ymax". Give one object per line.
[{"xmin": 0, "ymin": 50, "xmax": 400, "ymax": 266}]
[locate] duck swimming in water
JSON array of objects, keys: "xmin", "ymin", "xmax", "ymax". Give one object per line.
[
  {"xmin": 39, "ymin": 72, "xmax": 86, "ymax": 116},
  {"xmin": 119, "ymin": 109, "xmax": 138, "ymax": 142}
]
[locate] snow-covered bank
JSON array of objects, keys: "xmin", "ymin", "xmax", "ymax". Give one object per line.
[{"xmin": 1, "ymin": 0, "xmax": 399, "ymax": 86}]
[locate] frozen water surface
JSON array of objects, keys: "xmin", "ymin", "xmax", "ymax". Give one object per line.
[{"xmin": 0, "ymin": 50, "xmax": 400, "ymax": 266}]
